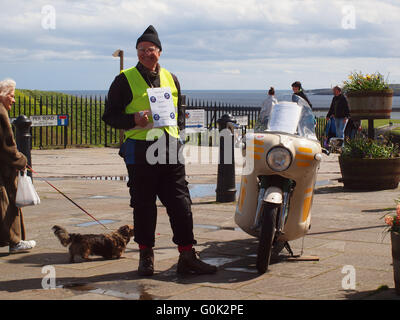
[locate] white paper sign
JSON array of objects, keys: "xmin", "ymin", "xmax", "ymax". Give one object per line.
[
  {"xmin": 147, "ymin": 87, "xmax": 177, "ymax": 128},
  {"xmin": 268, "ymin": 102, "xmax": 302, "ymax": 134}
]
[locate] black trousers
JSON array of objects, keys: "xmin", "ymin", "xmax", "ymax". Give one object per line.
[{"xmin": 127, "ymin": 162, "xmax": 196, "ymax": 248}]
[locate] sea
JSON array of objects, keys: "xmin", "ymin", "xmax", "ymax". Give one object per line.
[{"xmin": 57, "ymin": 89, "xmax": 400, "ymax": 119}]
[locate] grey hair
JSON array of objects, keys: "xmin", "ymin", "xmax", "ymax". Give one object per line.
[{"xmin": 0, "ymin": 78, "xmax": 16, "ymax": 97}]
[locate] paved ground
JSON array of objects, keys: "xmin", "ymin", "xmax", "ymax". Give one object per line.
[{"xmin": 1, "ymin": 145, "xmax": 400, "ymax": 300}]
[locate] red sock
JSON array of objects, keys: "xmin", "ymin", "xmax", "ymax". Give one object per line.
[
  {"xmin": 139, "ymin": 244, "xmax": 148, "ymax": 250},
  {"xmin": 178, "ymin": 244, "xmax": 193, "ymax": 253}
]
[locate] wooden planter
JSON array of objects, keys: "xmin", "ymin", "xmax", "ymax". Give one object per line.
[
  {"xmin": 346, "ymin": 89, "xmax": 393, "ymax": 119},
  {"xmin": 391, "ymin": 231, "xmax": 400, "ymax": 295},
  {"xmin": 339, "ymin": 156, "xmax": 400, "ymax": 190}
]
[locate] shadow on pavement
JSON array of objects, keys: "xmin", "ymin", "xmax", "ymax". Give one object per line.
[
  {"xmin": 314, "ymin": 186, "xmax": 345, "ymax": 194},
  {"xmin": 2, "ymin": 252, "xmax": 76, "ymax": 266},
  {"xmin": 362, "ymin": 207, "xmax": 396, "ymax": 213},
  {"xmin": 0, "ymin": 239, "xmax": 269, "ymax": 295},
  {"xmin": 344, "ymin": 287, "xmax": 400, "ymax": 300},
  {"xmin": 314, "ymin": 185, "xmax": 392, "ymax": 195}
]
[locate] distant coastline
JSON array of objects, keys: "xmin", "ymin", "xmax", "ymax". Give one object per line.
[
  {"xmin": 306, "ymin": 84, "xmax": 400, "ymax": 96},
  {"xmin": 16, "ymin": 88, "xmax": 400, "ymax": 111}
]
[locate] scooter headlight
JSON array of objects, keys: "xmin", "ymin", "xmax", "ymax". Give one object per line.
[{"xmin": 266, "ymin": 147, "xmax": 292, "ymax": 172}]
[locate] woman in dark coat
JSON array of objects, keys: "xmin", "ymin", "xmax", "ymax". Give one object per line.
[
  {"xmin": 291, "ymin": 81, "xmax": 313, "ymax": 109},
  {"xmin": 0, "ymin": 79, "xmax": 36, "ymax": 253}
]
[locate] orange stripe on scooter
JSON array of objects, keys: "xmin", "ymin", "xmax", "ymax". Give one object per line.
[
  {"xmin": 296, "ymin": 161, "xmax": 310, "ymax": 167},
  {"xmin": 295, "ymin": 154, "xmax": 314, "ymax": 161},
  {"xmin": 238, "ymin": 179, "xmax": 247, "ymax": 211},
  {"xmin": 298, "ymin": 147, "xmax": 313, "ymax": 153},
  {"xmin": 239, "ymin": 187, "xmax": 246, "ymax": 211},
  {"xmin": 248, "ymin": 146, "xmax": 264, "ymax": 153},
  {"xmin": 302, "ymin": 196, "xmax": 312, "ymax": 222}
]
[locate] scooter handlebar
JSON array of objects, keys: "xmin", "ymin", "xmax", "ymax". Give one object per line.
[{"xmin": 322, "ymin": 148, "xmax": 330, "ymax": 156}]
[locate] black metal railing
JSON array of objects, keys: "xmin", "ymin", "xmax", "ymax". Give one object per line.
[
  {"xmin": 9, "ymin": 95, "xmax": 120, "ymax": 148},
  {"xmin": 9, "ymin": 95, "xmax": 327, "ymax": 148},
  {"xmin": 185, "ymin": 98, "xmax": 260, "ymax": 130}
]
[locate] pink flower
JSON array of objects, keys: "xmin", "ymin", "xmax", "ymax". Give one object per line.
[
  {"xmin": 397, "ymin": 204, "xmax": 400, "ymax": 218},
  {"xmin": 385, "ymin": 215, "xmax": 394, "ymax": 226}
]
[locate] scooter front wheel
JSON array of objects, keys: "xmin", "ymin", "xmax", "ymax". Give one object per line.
[{"xmin": 257, "ymin": 203, "xmax": 278, "ymax": 274}]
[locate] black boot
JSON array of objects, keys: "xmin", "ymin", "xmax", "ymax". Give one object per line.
[
  {"xmin": 177, "ymin": 249, "xmax": 218, "ymax": 275},
  {"xmin": 138, "ymin": 247, "xmax": 154, "ymax": 276}
]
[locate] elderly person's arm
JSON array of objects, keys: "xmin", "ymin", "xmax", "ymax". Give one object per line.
[{"xmin": 0, "ymin": 108, "xmax": 27, "ymax": 170}]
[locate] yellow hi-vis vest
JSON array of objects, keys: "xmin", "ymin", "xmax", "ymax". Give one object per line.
[{"xmin": 122, "ymin": 66, "xmax": 179, "ymax": 141}]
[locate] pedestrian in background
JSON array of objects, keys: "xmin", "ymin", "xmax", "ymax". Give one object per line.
[
  {"xmin": 0, "ymin": 79, "xmax": 36, "ymax": 254},
  {"xmin": 326, "ymin": 86, "xmax": 350, "ymax": 140},
  {"xmin": 259, "ymin": 86, "xmax": 278, "ymax": 127},
  {"xmin": 291, "ymin": 81, "xmax": 313, "ymax": 109}
]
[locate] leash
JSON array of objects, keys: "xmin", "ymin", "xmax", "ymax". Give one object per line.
[{"xmin": 27, "ymin": 165, "xmax": 111, "ymax": 230}]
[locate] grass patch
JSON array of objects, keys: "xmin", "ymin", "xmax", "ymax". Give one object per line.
[{"xmin": 361, "ymin": 119, "xmax": 400, "ymax": 129}]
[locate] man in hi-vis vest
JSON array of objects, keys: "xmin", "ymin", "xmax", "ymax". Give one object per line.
[{"xmin": 103, "ymin": 25, "xmax": 217, "ymax": 276}]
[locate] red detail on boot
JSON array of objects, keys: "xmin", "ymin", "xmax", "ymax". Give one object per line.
[
  {"xmin": 139, "ymin": 244, "xmax": 148, "ymax": 250},
  {"xmin": 178, "ymin": 244, "xmax": 193, "ymax": 253}
]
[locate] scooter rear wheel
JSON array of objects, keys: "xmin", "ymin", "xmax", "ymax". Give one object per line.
[{"xmin": 257, "ymin": 203, "xmax": 278, "ymax": 274}]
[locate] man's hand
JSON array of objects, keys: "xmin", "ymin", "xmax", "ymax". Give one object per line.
[{"xmin": 134, "ymin": 111, "xmax": 150, "ymax": 127}]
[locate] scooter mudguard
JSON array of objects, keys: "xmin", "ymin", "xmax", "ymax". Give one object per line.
[{"xmin": 263, "ymin": 186, "xmax": 283, "ymax": 204}]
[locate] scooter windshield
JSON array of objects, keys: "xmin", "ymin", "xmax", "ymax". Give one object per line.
[{"xmin": 256, "ymin": 95, "xmax": 318, "ymax": 140}]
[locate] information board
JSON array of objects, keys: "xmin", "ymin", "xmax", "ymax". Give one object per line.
[{"xmin": 185, "ymin": 109, "xmax": 205, "ymax": 131}]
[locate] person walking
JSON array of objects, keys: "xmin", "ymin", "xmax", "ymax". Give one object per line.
[
  {"xmin": 291, "ymin": 81, "xmax": 312, "ymax": 109},
  {"xmin": 102, "ymin": 25, "xmax": 217, "ymax": 276},
  {"xmin": 326, "ymin": 86, "xmax": 350, "ymax": 140},
  {"xmin": 259, "ymin": 87, "xmax": 278, "ymax": 126},
  {"xmin": 0, "ymin": 79, "xmax": 36, "ymax": 253}
]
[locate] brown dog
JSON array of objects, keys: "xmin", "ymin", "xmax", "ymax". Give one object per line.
[{"xmin": 52, "ymin": 225, "xmax": 134, "ymax": 263}]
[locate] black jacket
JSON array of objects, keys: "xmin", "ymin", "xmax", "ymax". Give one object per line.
[
  {"xmin": 326, "ymin": 94, "xmax": 350, "ymax": 119},
  {"xmin": 102, "ymin": 62, "xmax": 184, "ymax": 130}
]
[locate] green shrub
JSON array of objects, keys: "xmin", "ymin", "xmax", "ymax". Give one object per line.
[{"xmin": 341, "ymin": 136, "xmax": 399, "ymax": 159}]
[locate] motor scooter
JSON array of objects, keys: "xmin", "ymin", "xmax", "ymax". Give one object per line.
[{"xmin": 235, "ymin": 96, "xmax": 328, "ymax": 273}]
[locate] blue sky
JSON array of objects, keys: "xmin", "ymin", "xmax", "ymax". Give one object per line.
[{"xmin": 1, "ymin": 0, "xmax": 400, "ymax": 91}]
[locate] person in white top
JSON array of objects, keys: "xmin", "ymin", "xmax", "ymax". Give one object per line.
[{"xmin": 259, "ymin": 87, "xmax": 278, "ymax": 127}]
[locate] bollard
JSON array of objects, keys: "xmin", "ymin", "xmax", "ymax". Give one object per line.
[
  {"xmin": 216, "ymin": 114, "xmax": 237, "ymax": 203},
  {"xmin": 14, "ymin": 115, "xmax": 32, "ymax": 178}
]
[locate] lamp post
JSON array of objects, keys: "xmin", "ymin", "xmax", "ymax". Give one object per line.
[
  {"xmin": 112, "ymin": 49, "xmax": 124, "ymax": 72},
  {"xmin": 112, "ymin": 49, "xmax": 124, "ymax": 146}
]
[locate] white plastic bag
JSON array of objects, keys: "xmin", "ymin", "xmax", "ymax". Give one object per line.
[{"xmin": 15, "ymin": 170, "xmax": 40, "ymax": 207}]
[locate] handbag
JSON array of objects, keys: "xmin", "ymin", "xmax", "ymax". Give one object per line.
[{"xmin": 15, "ymin": 170, "xmax": 41, "ymax": 207}]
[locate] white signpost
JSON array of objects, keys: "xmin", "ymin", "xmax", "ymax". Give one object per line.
[
  {"xmin": 185, "ymin": 109, "xmax": 205, "ymax": 132},
  {"xmin": 30, "ymin": 115, "xmax": 58, "ymax": 127},
  {"xmin": 30, "ymin": 115, "xmax": 69, "ymax": 127},
  {"xmin": 10, "ymin": 115, "xmax": 69, "ymax": 127}
]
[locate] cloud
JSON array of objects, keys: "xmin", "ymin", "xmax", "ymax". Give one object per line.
[
  {"xmin": 0, "ymin": 0, "xmax": 400, "ymax": 89},
  {"xmin": 221, "ymin": 69, "xmax": 241, "ymax": 75}
]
